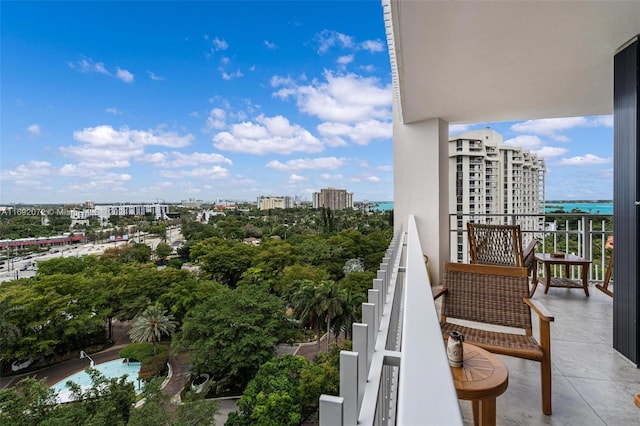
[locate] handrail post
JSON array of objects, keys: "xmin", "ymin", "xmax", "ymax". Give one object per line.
[
  {"xmin": 340, "ymin": 351, "xmax": 359, "ymax": 425},
  {"xmin": 353, "ymin": 323, "xmax": 368, "ymax": 412},
  {"xmin": 581, "ymin": 215, "xmax": 590, "ymax": 260},
  {"xmin": 320, "ymin": 395, "xmax": 344, "ymax": 426}
]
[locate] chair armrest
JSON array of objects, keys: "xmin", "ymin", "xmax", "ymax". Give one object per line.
[
  {"xmin": 524, "ymin": 297, "xmax": 554, "ymax": 322},
  {"xmin": 433, "ymin": 287, "xmax": 448, "ymax": 300}
]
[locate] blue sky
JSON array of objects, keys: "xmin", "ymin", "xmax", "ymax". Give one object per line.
[{"xmin": 1, "ymin": 1, "xmax": 613, "ymax": 205}]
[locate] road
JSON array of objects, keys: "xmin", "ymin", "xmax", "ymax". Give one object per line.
[{"xmin": 0, "ymin": 226, "xmax": 184, "ymax": 284}]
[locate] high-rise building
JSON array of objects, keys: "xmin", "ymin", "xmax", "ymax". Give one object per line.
[
  {"xmin": 449, "ymin": 128, "xmax": 546, "ymax": 261},
  {"xmin": 312, "ymin": 188, "xmax": 354, "ymax": 210},
  {"xmin": 257, "ymin": 195, "xmax": 293, "ymax": 210}
]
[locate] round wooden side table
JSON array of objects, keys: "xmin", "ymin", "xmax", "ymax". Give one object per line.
[{"xmin": 450, "ymin": 342, "xmax": 509, "ymax": 426}]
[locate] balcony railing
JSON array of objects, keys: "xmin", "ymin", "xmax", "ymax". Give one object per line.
[
  {"xmin": 449, "ymin": 213, "xmax": 614, "ymax": 281},
  {"xmin": 319, "ymin": 217, "xmax": 462, "ymax": 425},
  {"xmin": 319, "ymin": 212, "xmax": 614, "ymax": 425}
]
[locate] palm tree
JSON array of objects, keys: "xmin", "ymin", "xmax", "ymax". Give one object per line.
[
  {"xmin": 128, "ymin": 305, "xmax": 177, "ymax": 355},
  {"xmin": 292, "ymin": 280, "xmax": 323, "ymax": 349},
  {"xmin": 332, "ymin": 289, "xmax": 366, "ymax": 341},
  {"xmin": 318, "ymin": 280, "xmax": 346, "ymax": 350}
]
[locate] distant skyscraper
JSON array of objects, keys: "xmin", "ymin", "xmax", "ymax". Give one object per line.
[
  {"xmin": 312, "ymin": 188, "xmax": 353, "ymax": 210},
  {"xmin": 449, "ymin": 129, "xmax": 546, "ymax": 261},
  {"xmin": 257, "ymin": 195, "xmax": 293, "ymax": 210}
]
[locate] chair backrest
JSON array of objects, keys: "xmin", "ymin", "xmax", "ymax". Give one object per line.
[
  {"xmin": 441, "ymin": 262, "xmax": 532, "ymax": 330},
  {"xmin": 523, "ymin": 238, "xmax": 537, "ymax": 267},
  {"xmin": 467, "ymin": 223, "xmax": 524, "ymax": 267}
]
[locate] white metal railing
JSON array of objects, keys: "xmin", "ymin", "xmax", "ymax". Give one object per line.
[
  {"xmin": 319, "ymin": 217, "xmax": 462, "ymax": 425},
  {"xmin": 449, "ymin": 213, "xmax": 614, "ymax": 281}
]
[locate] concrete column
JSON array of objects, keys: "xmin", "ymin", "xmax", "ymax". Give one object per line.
[{"xmin": 393, "ymin": 117, "xmax": 450, "ymax": 285}]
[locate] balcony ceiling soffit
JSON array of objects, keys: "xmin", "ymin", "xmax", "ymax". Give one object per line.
[{"xmin": 387, "ymin": 1, "xmax": 640, "ymax": 125}]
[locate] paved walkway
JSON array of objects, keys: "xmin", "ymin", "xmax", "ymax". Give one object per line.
[{"xmin": 1, "ymin": 321, "xmax": 133, "ymax": 390}]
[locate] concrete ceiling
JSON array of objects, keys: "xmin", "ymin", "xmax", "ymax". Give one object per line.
[{"xmin": 384, "ymin": 0, "xmax": 640, "ymax": 125}]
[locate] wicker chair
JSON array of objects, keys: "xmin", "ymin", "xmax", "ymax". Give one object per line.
[
  {"xmin": 435, "ymin": 262, "xmax": 555, "ymax": 415},
  {"xmin": 596, "ymin": 249, "xmax": 614, "ymax": 297},
  {"xmin": 467, "ymin": 223, "xmax": 538, "ymax": 296}
]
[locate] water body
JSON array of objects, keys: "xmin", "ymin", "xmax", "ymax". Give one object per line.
[
  {"xmin": 545, "ymin": 202, "xmax": 613, "ymax": 215},
  {"xmin": 371, "ymin": 202, "xmax": 394, "ymax": 211},
  {"xmin": 369, "ymin": 201, "xmax": 613, "ymax": 215}
]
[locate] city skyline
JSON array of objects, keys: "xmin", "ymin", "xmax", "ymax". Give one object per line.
[{"xmin": 1, "ymin": 2, "xmax": 613, "ymax": 204}]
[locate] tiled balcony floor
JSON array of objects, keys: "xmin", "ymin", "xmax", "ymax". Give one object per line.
[{"xmin": 455, "ymin": 282, "xmax": 639, "ymax": 425}]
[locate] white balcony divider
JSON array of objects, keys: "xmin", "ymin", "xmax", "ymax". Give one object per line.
[{"xmin": 319, "ymin": 217, "xmax": 461, "ymax": 425}]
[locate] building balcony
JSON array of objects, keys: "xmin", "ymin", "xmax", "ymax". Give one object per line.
[{"xmin": 320, "ymin": 214, "xmax": 638, "ymax": 425}]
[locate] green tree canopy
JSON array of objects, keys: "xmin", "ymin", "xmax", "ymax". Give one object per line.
[
  {"xmin": 226, "ymin": 355, "xmax": 310, "ymax": 426},
  {"xmin": 175, "ymin": 284, "xmax": 295, "ymax": 389},
  {"xmin": 190, "ymin": 237, "xmax": 256, "ymax": 287},
  {"xmin": 154, "ymin": 242, "xmax": 173, "ymax": 261}
]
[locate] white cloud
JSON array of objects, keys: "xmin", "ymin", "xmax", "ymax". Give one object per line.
[
  {"xmin": 1, "ymin": 161, "xmax": 53, "ymax": 180},
  {"xmin": 556, "ymin": 154, "xmax": 612, "ymax": 166},
  {"xmin": 212, "ymin": 37, "xmax": 228, "ymax": 51},
  {"xmin": 366, "ymin": 175, "xmax": 381, "ymax": 183},
  {"xmin": 320, "ymin": 173, "xmax": 344, "ymax": 180},
  {"xmin": 593, "ymin": 115, "xmax": 613, "ymax": 127},
  {"xmin": 116, "ymin": 67, "xmax": 134, "ymax": 83},
  {"xmin": 503, "ymin": 135, "xmax": 543, "ymax": 149},
  {"xmin": 206, "ymin": 108, "xmax": 226, "ymax": 130},
  {"xmin": 222, "ymin": 70, "xmax": 244, "ymax": 80},
  {"xmin": 212, "ymin": 115, "xmax": 323, "ymax": 155},
  {"xmin": 266, "ymin": 157, "xmax": 345, "ymax": 172},
  {"xmin": 159, "ymin": 165, "xmax": 230, "ymax": 179},
  {"xmin": 511, "ymin": 116, "xmax": 612, "ymax": 141},
  {"xmin": 152, "ymin": 151, "xmax": 233, "ymax": 168},
  {"xmin": 317, "ymin": 119, "xmax": 391, "ymax": 145},
  {"xmin": 27, "ymin": 124, "xmax": 41, "ymax": 136},
  {"xmin": 148, "ymin": 71, "xmax": 164, "ymax": 81},
  {"xmin": 264, "ymin": 40, "xmax": 277, "ymax": 49},
  {"xmin": 315, "ymin": 30, "xmax": 354, "ymax": 54},
  {"xmin": 532, "ymin": 146, "xmax": 568, "ymax": 158},
  {"xmin": 273, "ymin": 70, "xmax": 391, "ymax": 124},
  {"xmin": 59, "ymin": 125, "xmax": 194, "ymax": 174},
  {"xmin": 289, "ymin": 174, "xmax": 306, "ymax": 182},
  {"xmin": 69, "ymin": 58, "xmax": 136, "ymax": 84},
  {"xmin": 337, "ymin": 54, "xmax": 354, "ymax": 65},
  {"xmin": 68, "ymin": 58, "xmax": 111, "ymax": 76},
  {"xmin": 72, "ymin": 125, "xmax": 192, "ymax": 149},
  {"xmin": 66, "ymin": 172, "xmax": 132, "ymax": 190},
  {"xmin": 378, "ymin": 165, "xmax": 393, "ymax": 172},
  {"xmin": 449, "ymin": 124, "xmax": 472, "ymax": 136},
  {"xmin": 270, "ymin": 75, "xmax": 294, "ymax": 87},
  {"xmin": 360, "ymin": 39, "xmax": 385, "ymax": 52},
  {"xmin": 138, "ymin": 152, "xmax": 167, "ymax": 165},
  {"xmin": 105, "ymin": 107, "xmax": 121, "ymax": 115}
]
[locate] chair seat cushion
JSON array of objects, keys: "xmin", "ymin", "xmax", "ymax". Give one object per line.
[{"xmin": 441, "ymin": 322, "xmax": 544, "ymax": 361}]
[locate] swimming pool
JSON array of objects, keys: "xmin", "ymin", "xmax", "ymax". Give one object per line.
[{"xmin": 51, "ymin": 358, "xmax": 143, "ymax": 403}]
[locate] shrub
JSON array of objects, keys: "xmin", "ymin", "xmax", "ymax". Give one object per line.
[
  {"xmin": 138, "ymin": 353, "xmax": 169, "ymax": 381},
  {"xmin": 119, "ymin": 343, "xmax": 167, "ymax": 362}
]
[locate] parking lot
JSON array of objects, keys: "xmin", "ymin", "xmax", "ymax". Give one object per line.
[{"xmin": 0, "ymin": 241, "xmax": 129, "ymax": 283}]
